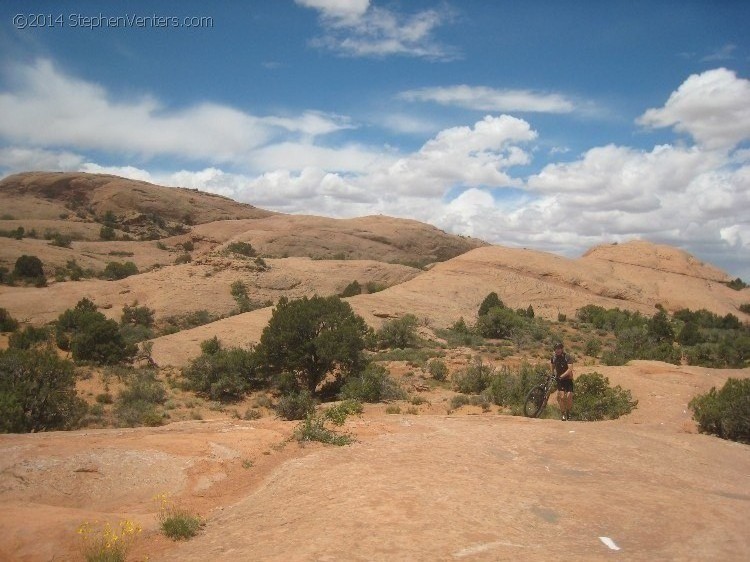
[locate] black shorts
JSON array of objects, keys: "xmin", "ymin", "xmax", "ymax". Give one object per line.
[{"xmin": 557, "ymin": 377, "xmax": 574, "ymax": 393}]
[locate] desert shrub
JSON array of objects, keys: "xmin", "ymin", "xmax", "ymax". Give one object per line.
[
  {"xmin": 56, "ymin": 299, "xmax": 136, "ymax": 364},
  {"xmin": 726, "ymin": 277, "xmax": 748, "ymax": 290},
  {"xmin": 118, "ymin": 323, "xmax": 154, "ymax": 347},
  {"xmin": 48, "ymin": 232, "xmax": 72, "ymax": 248},
  {"xmin": 434, "ymin": 325, "xmax": 485, "ymax": 348},
  {"xmin": 181, "ymin": 240, "xmax": 194, "ymax": 252},
  {"xmin": 677, "ymin": 322, "xmax": 703, "ymax": 346},
  {"xmin": 0, "ymin": 308, "xmax": 19, "ymax": 332},
  {"xmin": 476, "ymin": 306, "xmax": 523, "ymax": 339},
  {"xmin": 230, "ymin": 280, "xmax": 253, "ymax": 313},
  {"xmin": 182, "ymin": 341, "xmax": 262, "ymax": 401},
  {"xmin": 174, "ymin": 253, "xmax": 192, "ymax": 265},
  {"xmin": 571, "ymin": 372, "xmax": 638, "ymax": 421},
  {"xmin": 376, "ymin": 314, "xmax": 419, "ymax": 349},
  {"xmin": 294, "ymin": 412, "xmax": 353, "ymax": 445},
  {"xmin": 0, "ymin": 348, "xmax": 87, "ymax": 433},
  {"xmin": 428, "ymin": 358, "xmax": 448, "ymax": 381},
  {"xmin": 100, "ymin": 225, "xmax": 117, "ymax": 240},
  {"xmin": 584, "ymin": 338, "xmax": 602, "ymax": 357},
  {"xmin": 689, "ymin": 378, "xmax": 750, "ymax": 443},
  {"xmin": 103, "ymin": 261, "xmax": 139, "ymax": 280},
  {"xmin": 160, "ymin": 310, "xmax": 218, "ymax": 334},
  {"xmin": 478, "ymin": 292, "xmax": 504, "ymax": 317},
  {"xmin": 339, "ymin": 280, "xmax": 362, "ymax": 298},
  {"xmin": 739, "ymin": 304, "xmax": 750, "ymax": 314},
  {"xmin": 255, "ymin": 296, "xmax": 370, "ymax": 396},
  {"xmin": 453, "ymin": 357, "xmax": 494, "ymax": 394},
  {"xmin": 77, "ymin": 519, "xmax": 142, "ymax": 562},
  {"xmin": 226, "ymin": 241, "xmax": 256, "ymax": 257},
  {"xmin": 121, "ymin": 303, "xmax": 155, "ymax": 327},
  {"xmin": 156, "ymin": 494, "xmax": 203, "ymax": 541},
  {"xmin": 324, "ymin": 399, "xmax": 363, "ymax": 425},
  {"xmin": 365, "ymin": 281, "xmax": 387, "ymax": 293},
  {"xmin": 339, "ymin": 363, "xmax": 406, "ymax": 402},
  {"xmin": 275, "ymin": 389, "xmax": 316, "ymax": 420},
  {"xmin": 114, "ymin": 370, "xmax": 166, "ymax": 427},
  {"xmin": 370, "ymin": 348, "xmax": 442, "ymax": 365},
  {"xmin": 14, "ymin": 255, "xmax": 44, "ymax": 279},
  {"xmin": 483, "ymin": 363, "xmax": 545, "ymax": 408},
  {"xmin": 449, "ymin": 394, "xmax": 490, "ymax": 411},
  {"xmin": 8, "ymin": 325, "xmax": 50, "ymax": 350}
]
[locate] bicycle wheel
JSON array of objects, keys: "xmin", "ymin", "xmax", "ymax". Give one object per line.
[{"xmin": 523, "ymin": 386, "xmax": 547, "ymax": 418}]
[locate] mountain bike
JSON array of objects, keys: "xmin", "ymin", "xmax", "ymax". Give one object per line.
[{"xmin": 523, "ymin": 372, "xmax": 557, "ymax": 418}]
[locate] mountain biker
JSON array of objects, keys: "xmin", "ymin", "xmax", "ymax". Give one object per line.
[{"xmin": 551, "ymin": 342, "xmax": 574, "ymax": 420}]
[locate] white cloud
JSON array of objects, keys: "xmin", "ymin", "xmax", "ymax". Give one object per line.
[
  {"xmin": 0, "ymin": 59, "xmax": 351, "ymax": 166},
  {"xmin": 297, "ymin": 1, "xmax": 456, "ymax": 60},
  {"xmin": 295, "ymin": 0, "xmax": 370, "ymax": 21},
  {"xmin": 0, "ymin": 147, "xmax": 83, "ymax": 173},
  {"xmin": 637, "ymin": 68, "xmax": 750, "ymax": 150},
  {"xmin": 701, "ymin": 44, "xmax": 737, "ymax": 62},
  {"xmin": 399, "ymin": 85, "xmax": 576, "ymax": 114}
]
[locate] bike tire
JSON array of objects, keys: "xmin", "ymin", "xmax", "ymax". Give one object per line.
[{"xmin": 523, "ymin": 386, "xmax": 547, "ymax": 418}]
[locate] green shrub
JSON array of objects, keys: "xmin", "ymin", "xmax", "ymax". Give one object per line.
[
  {"xmin": 226, "ymin": 241, "xmax": 256, "ymax": 257},
  {"xmin": 114, "ymin": 370, "xmax": 166, "ymax": 427},
  {"xmin": 428, "ymin": 358, "xmax": 448, "ymax": 381},
  {"xmin": 48, "ymin": 232, "xmax": 72, "ymax": 248},
  {"xmin": 0, "ymin": 308, "xmax": 19, "ymax": 332},
  {"xmin": 339, "ymin": 280, "xmax": 362, "ymax": 298},
  {"xmin": 571, "ymin": 372, "xmax": 638, "ymax": 421},
  {"xmin": 478, "ymin": 292, "xmax": 504, "ymax": 317},
  {"xmin": 476, "ymin": 306, "xmax": 523, "ymax": 339},
  {"xmin": 121, "ymin": 303, "xmax": 155, "ymax": 327},
  {"xmin": 434, "ymin": 326, "xmax": 485, "ymax": 348},
  {"xmin": 689, "ymin": 378, "xmax": 750, "ymax": 443},
  {"xmin": 8, "ymin": 326, "xmax": 50, "ymax": 350},
  {"xmin": 584, "ymin": 338, "xmax": 602, "ymax": 357},
  {"xmin": 482, "ymin": 363, "xmax": 544, "ymax": 408},
  {"xmin": 182, "ymin": 343, "xmax": 262, "ymax": 402},
  {"xmin": 157, "ymin": 495, "xmax": 203, "ymax": 540},
  {"xmin": 14, "ymin": 255, "xmax": 44, "ymax": 279},
  {"xmin": 230, "ymin": 280, "xmax": 253, "ymax": 313},
  {"xmin": 324, "ymin": 399, "xmax": 363, "ymax": 425},
  {"xmin": 377, "ymin": 314, "xmax": 419, "ymax": 349},
  {"xmin": 294, "ymin": 412, "xmax": 353, "ymax": 445},
  {"xmin": 453, "ymin": 357, "xmax": 494, "ymax": 394},
  {"xmin": 56, "ymin": 299, "xmax": 136, "ymax": 364},
  {"xmin": 100, "ymin": 225, "xmax": 117, "ymax": 240},
  {"xmin": 0, "ymin": 348, "xmax": 87, "ymax": 433},
  {"xmin": 103, "ymin": 261, "xmax": 139, "ymax": 280},
  {"xmin": 339, "ymin": 363, "xmax": 406, "ymax": 402},
  {"xmin": 275, "ymin": 389, "xmax": 316, "ymax": 421},
  {"xmin": 739, "ymin": 304, "xmax": 750, "ymax": 314},
  {"xmin": 174, "ymin": 253, "xmax": 192, "ymax": 265}
]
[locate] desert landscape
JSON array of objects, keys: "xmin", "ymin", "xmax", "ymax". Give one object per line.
[{"xmin": 1, "ymin": 172, "xmax": 749, "ymax": 561}]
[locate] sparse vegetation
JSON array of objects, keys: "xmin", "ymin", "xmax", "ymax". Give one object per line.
[
  {"xmin": 156, "ymin": 493, "xmax": 203, "ymax": 540},
  {"xmin": 114, "ymin": 369, "xmax": 167, "ymax": 427},
  {"xmin": 77, "ymin": 519, "xmax": 142, "ymax": 562},
  {"xmin": 339, "ymin": 280, "xmax": 362, "ymax": 298},
  {"xmin": 8, "ymin": 325, "xmax": 50, "ymax": 350},
  {"xmin": 294, "ymin": 411, "xmax": 354, "ymax": 445},
  {"xmin": 226, "ymin": 241, "xmax": 256, "ymax": 257},
  {"xmin": 570, "ymin": 372, "xmax": 638, "ymax": 421},
  {"xmin": 428, "ymin": 358, "xmax": 448, "ymax": 381},
  {"xmin": 275, "ymin": 389, "xmax": 316, "ymax": 420}
]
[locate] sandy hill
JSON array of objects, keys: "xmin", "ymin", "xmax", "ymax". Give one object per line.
[
  {"xmin": 1, "ymin": 362, "xmax": 748, "ymax": 561},
  {"xmin": 148, "ymin": 242, "xmax": 749, "ymax": 367}
]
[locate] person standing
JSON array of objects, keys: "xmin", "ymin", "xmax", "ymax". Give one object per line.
[{"xmin": 551, "ymin": 342, "xmax": 574, "ymax": 420}]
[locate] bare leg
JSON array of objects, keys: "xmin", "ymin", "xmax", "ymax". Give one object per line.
[
  {"xmin": 557, "ymin": 390, "xmax": 565, "ymax": 419},
  {"xmin": 564, "ymin": 392, "xmax": 573, "ymax": 418}
]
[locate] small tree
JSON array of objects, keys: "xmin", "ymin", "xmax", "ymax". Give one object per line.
[
  {"xmin": 121, "ymin": 303, "xmax": 155, "ymax": 327},
  {"xmin": 103, "ymin": 261, "xmax": 139, "ymax": 280},
  {"xmin": 478, "ymin": 292, "xmax": 504, "ymax": 317},
  {"xmin": 100, "ymin": 225, "xmax": 117, "ymax": 241},
  {"xmin": 256, "ymin": 296, "xmax": 370, "ymax": 395},
  {"xmin": 56, "ymin": 299, "xmax": 135, "ymax": 364},
  {"xmin": 0, "ymin": 348, "xmax": 87, "ymax": 433},
  {"xmin": 476, "ymin": 306, "xmax": 522, "ymax": 339}
]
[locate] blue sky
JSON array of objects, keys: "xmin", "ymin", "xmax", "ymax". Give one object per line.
[{"xmin": 1, "ymin": 1, "xmax": 749, "ymax": 279}]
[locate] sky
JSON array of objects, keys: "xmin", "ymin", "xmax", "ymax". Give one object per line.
[{"xmin": 1, "ymin": 1, "xmax": 749, "ymax": 279}]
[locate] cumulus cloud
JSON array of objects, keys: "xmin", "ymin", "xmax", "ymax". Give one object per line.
[
  {"xmin": 0, "ymin": 147, "xmax": 84, "ymax": 173},
  {"xmin": 0, "ymin": 59, "xmax": 351, "ymax": 165},
  {"xmin": 297, "ymin": 0, "xmax": 456, "ymax": 60},
  {"xmin": 399, "ymin": 85, "xmax": 576, "ymax": 113},
  {"xmin": 637, "ymin": 68, "xmax": 750, "ymax": 150}
]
